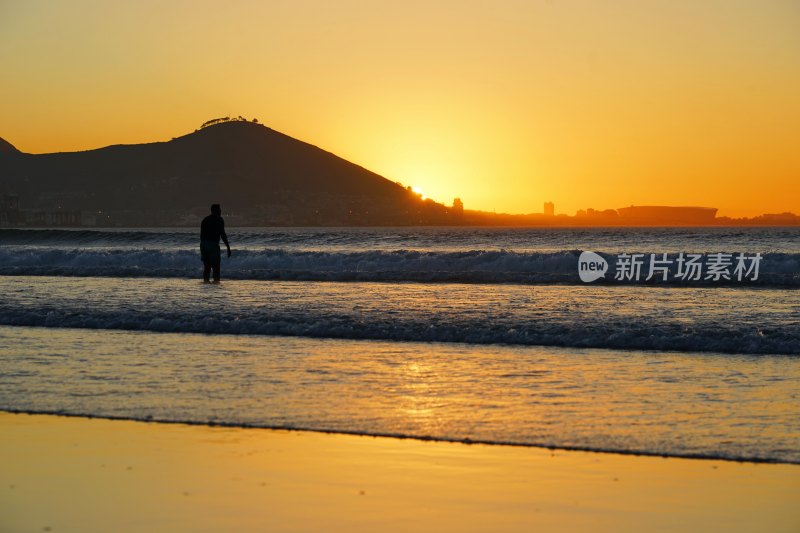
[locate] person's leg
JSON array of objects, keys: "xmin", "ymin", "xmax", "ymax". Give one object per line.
[
  {"xmin": 212, "ymin": 257, "xmax": 221, "ymax": 283},
  {"xmin": 203, "ymin": 260, "xmax": 211, "ymax": 283}
]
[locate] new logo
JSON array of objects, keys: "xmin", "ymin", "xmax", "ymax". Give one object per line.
[{"xmin": 578, "ymin": 251, "xmax": 608, "ymax": 282}]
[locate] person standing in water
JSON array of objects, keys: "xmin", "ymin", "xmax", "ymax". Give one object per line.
[{"xmin": 200, "ymin": 204, "xmax": 231, "ymax": 283}]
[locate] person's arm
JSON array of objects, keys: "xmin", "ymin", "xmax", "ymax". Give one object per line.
[{"xmin": 221, "ymin": 218, "xmax": 231, "ymax": 257}]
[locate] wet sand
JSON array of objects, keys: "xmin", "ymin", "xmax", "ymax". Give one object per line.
[{"xmin": 1, "ymin": 411, "xmax": 798, "ymax": 532}]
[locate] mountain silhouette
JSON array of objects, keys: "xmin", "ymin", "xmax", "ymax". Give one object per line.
[
  {"xmin": 0, "ymin": 137, "xmax": 19, "ymax": 154},
  {"xmin": 0, "ymin": 119, "xmax": 447, "ymax": 225}
]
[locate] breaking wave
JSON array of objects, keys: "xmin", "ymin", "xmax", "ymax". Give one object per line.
[
  {"xmin": 0, "ymin": 298, "xmax": 797, "ymax": 355},
  {"xmin": 0, "ymin": 247, "xmax": 797, "ymax": 286}
]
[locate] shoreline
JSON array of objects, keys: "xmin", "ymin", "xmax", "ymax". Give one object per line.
[
  {"xmin": 2, "ymin": 408, "xmax": 795, "ymax": 466},
  {"xmin": 2, "ymin": 412, "xmax": 798, "ymax": 532}
]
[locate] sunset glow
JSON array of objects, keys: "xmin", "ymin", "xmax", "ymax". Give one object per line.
[
  {"xmin": 1, "ymin": 0, "xmax": 798, "ymax": 217},
  {"xmin": 2, "ymin": 3, "xmax": 799, "ymax": 530}
]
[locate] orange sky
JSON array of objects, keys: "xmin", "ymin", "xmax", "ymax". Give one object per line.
[{"xmin": 1, "ymin": 0, "xmax": 798, "ymax": 217}]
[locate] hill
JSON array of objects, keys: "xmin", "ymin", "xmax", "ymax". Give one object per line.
[
  {"xmin": 0, "ymin": 119, "xmax": 452, "ymax": 226},
  {"xmin": 0, "ymin": 137, "xmax": 20, "ymax": 154}
]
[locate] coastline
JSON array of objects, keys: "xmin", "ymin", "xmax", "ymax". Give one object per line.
[{"xmin": 2, "ymin": 412, "xmax": 798, "ymax": 532}]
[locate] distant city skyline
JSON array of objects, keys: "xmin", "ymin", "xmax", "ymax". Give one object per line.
[{"xmin": 1, "ymin": 0, "xmax": 798, "ymax": 217}]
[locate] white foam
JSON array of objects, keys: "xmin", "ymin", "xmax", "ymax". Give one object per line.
[{"xmin": 0, "ymin": 248, "xmax": 797, "ymax": 286}]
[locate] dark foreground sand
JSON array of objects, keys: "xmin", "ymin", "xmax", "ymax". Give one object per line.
[{"xmin": 1, "ymin": 412, "xmax": 798, "ymax": 532}]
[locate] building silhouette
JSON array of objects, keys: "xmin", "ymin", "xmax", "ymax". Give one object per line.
[{"xmin": 616, "ymin": 205, "xmax": 717, "ymax": 225}]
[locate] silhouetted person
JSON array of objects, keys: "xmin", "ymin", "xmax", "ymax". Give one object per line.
[{"xmin": 200, "ymin": 204, "xmax": 231, "ymax": 283}]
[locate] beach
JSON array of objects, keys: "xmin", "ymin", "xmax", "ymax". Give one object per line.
[
  {"xmin": 1, "ymin": 226, "xmax": 798, "ymax": 531},
  {"xmin": 2, "ymin": 411, "xmax": 799, "ymax": 533}
]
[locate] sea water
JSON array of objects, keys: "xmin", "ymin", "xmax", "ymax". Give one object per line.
[{"xmin": 0, "ymin": 227, "xmax": 798, "ymax": 463}]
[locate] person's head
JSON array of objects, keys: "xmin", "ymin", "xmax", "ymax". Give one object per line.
[{"xmin": 210, "ymin": 204, "xmax": 221, "ymax": 216}]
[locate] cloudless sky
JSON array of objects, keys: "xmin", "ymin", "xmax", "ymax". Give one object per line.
[{"xmin": 1, "ymin": 0, "xmax": 798, "ymax": 216}]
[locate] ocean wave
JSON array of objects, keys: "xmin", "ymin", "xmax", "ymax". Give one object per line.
[
  {"xmin": 0, "ymin": 247, "xmax": 797, "ymax": 286},
  {"xmin": 1, "ymin": 304, "xmax": 797, "ymax": 355},
  {"xmin": 0, "ymin": 228, "xmax": 196, "ymax": 246},
  {"xmin": 4, "ymin": 226, "xmax": 800, "ymax": 253}
]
